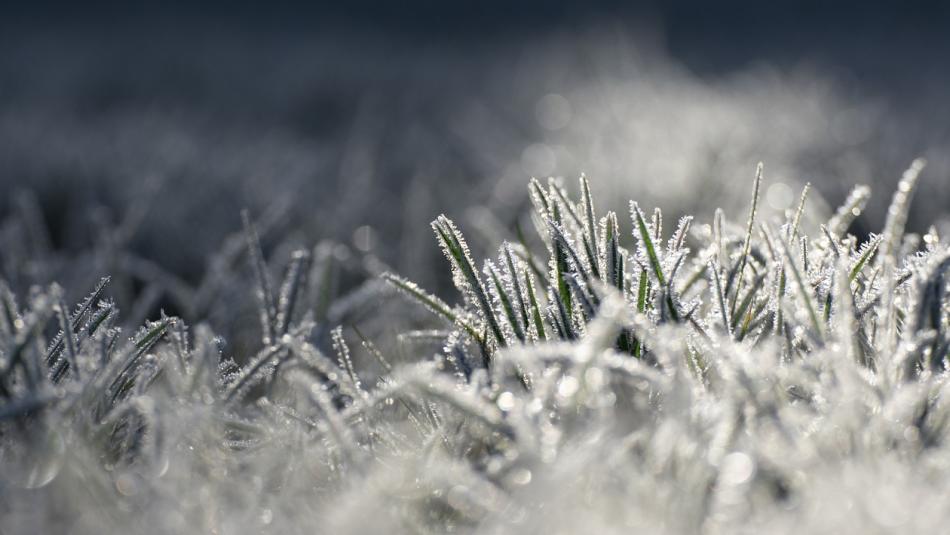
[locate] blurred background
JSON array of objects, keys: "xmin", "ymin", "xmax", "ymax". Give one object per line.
[{"xmin": 1, "ymin": 0, "xmax": 949, "ymax": 342}]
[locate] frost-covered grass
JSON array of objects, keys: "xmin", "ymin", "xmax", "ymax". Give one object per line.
[{"xmin": 3, "ymin": 157, "xmax": 950, "ymax": 533}]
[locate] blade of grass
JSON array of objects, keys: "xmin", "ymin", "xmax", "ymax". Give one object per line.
[
  {"xmin": 382, "ymin": 272, "xmax": 483, "ymax": 345},
  {"xmin": 631, "ymin": 202, "xmax": 679, "ymax": 322},
  {"xmin": 486, "ymin": 263, "xmax": 526, "ymax": 343},
  {"xmin": 776, "ymin": 226, "xmax": 823, "ymax": 338},
  {"xmin": 432, "ymin": 215, "xmax": 506, "ymax": 349},
  {"xmin": 242, "ymin": 210, "xmax": 277, "ymax": 345},
  {"xmin": 729, "ymin": 163, "xmax": 763, "ymax": 319}
]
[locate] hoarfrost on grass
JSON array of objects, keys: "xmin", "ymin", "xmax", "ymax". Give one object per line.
[{"xmin": 3, "ymin": 159, "xmax": 950, "ymax": 535}]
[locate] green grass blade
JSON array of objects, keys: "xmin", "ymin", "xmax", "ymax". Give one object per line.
[
  {"xmin": 631, "ymin": 202, "xmax": 679, "ymax": 322},
  {"xmin": 524, "ymin": 269, "xmax": 547, "ymax": 341},
  {"xmin": 850, "ymin": 234, "xmax": 883, "ymax": 282},
  {"xmin": 786, "ymin": 182, "xmax": 810, "ymax": 243},
  {"xmin": 432, "ymin": 215, "xmax": 506, "ymax": 349},
  {"xmin": 486, "ymin": 263, "xmax": 526, "ymax": 342},
  {"xmin": 503, "ymin": 244, "xmax": 531, "ymax": 329},
  {"xmin": 382, "ymin": 272, "xmax": 483, "ymax": 344},
  {"xmin": 579, "ymin": 175, "xmax": 601, "ymax": 279},
  {"xmin": 730, "ymin": 163, "xmax": 763, "ymax": 318}
]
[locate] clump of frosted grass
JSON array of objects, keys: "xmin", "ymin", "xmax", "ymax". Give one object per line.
[{"xmin": 4, "ymin": 159, "xmax": 950, "ymax": 534}]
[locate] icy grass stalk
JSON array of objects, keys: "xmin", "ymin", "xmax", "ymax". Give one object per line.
[
  {"xmin": 730, "ymin": 162, "xmax": 763, "ymax": 319},
  {"xmin": 879, "ymin": 158, "xmax": 927, "ymax": 267},
  {"xmin": 631, "ymin": 202, "xmax": 679, "ymax": 322},
  {"xmin": 827, "ymin": 184, "xmax": 871, "ymax": 237},
  {"xmin": 383, "ymin": 272, "xmax": 484, "ymax": 344},
  {"xmin": 243, "ymin": 210, "xmax": 278, "ymax": 345},
  {"xmin": 433, "ymin": 215, "xmax": 507, "ymax": 349}
]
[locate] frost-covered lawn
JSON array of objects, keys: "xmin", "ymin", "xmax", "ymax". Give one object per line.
[{"xmin": 3, "ymin": 156, "xmax": 950, "ymax": 533}]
